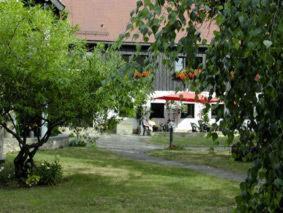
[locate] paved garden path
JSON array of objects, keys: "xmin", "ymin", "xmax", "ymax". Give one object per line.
[{"xmin": 96, "ymin": 134, "xmax": 246, "ymax": 182}]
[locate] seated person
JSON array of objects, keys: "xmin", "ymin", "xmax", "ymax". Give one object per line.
[
  {"xmin": 142, "ymin": 117, "xmax": 153, "ymax": 135},
  {"xmin": 148, "ymin": 119, "xmax": 157, "ymax": 131}
]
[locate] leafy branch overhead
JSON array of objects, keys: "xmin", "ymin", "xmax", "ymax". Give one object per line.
[{"xmin": 127, "ymin": 0, "xmax": 283, "ymax": 211}]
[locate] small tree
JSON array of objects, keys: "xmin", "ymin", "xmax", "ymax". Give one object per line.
[
  {"xmin": 0, "ymin": 1, "xmax": 147, "ymax": 180},
  {"xmin": 128, "ymin": 0, "xmax": 283, "ymax": 211}
]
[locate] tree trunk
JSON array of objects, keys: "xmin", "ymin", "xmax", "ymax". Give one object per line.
[{"xmin": 14, "ymin": 146, "xmax": 37, "ymax": 179}]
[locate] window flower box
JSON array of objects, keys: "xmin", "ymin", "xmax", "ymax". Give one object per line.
[
  {"xmin": 174, "ymin": 68, "xmax": 202, "ymax": 81},
  {"xmin": 134, "ymin": 70, "xmax": 151, "ymax": 79}
]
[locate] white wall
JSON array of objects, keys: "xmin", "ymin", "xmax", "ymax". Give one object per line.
[
  {"xmin": 112, "ymin": 90, "xmax": 220, "ymax": 134},
  {"xmin": 2, "ymin": 135, "xmax": 69, "ymax": 155},
  {"xmin": 116, "ymin": 117, "xmax": 138, "ymax": 135},
  {"xmin": 147, "ymin": 91, "xmax": 217, "ymax": 132}
]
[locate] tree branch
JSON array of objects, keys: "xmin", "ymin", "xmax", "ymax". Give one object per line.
[
  {"xmin": 0, "ymin": 122, "xmax": 23, "ymax": 146},
  {"xmin": 7, "ymin": 111, "xmax": 18, "ymax": 134},
  {"xmin": 28, "ymin": 118, "xmax": 66, "ymax": 149}
]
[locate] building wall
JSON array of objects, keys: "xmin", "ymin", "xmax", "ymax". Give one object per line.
[
  {"xmin": 95, "ymin": 45, "xmax": 211, "ymax": 134},
  {"xmin": 0, "ymin": 135, "xmax": 69, "ymax": 160},
  {"xmin": 116, "ymin": 118, "xmax": 138, "ymax": 135},
  {"xmin": 147, "ymin": 91, "xmax": 217, "ymax": 132},
  {"xmin": 153, "ymin": 55, "xmax": 186, "ymax": 91},
  {"xmin": 118, "ymin": 44, "xmax": 206, "ymax": 92}
]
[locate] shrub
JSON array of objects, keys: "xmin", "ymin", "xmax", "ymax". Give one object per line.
[
  {"xmin": 50, "ymin": 127, "xmax": 61, "ymax": 136},
  {"xmin": 231, "ymin": 142, "xmax": 258, "ymax": 162},
  {"xmin": 0, "ymin": 162, "xmax": 15, "ymax": 186},
  {"xmin": 69, "ymin": 136, "xmax": 97, "ymax": 147},
  {"xmin": 34, "ymin": 161, "xmax": 63, "ymax": 185},
  {"xmin": 69, "ymin": 139, "xmax": 87, "ymax": 147},
  {"xmin": 25, "ymin": 174, "xmax": 40, "ymax": 187}
]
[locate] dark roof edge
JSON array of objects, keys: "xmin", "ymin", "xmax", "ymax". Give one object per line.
[
  {"xmin": 50, "ymin": 0, "xmax": 65, "ymax": 11},
  {"xmin": 85, "ymin": 40, "xmax": 209, "ymax": 48},
  {"xmin": 86, "ymin": 40, "xmax": 152, "ymax": 46}
]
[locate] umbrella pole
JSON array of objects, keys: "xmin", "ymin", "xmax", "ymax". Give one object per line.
[{"xmin": 169, "ymin": 126, "xmax": 173, "ymax": 148}]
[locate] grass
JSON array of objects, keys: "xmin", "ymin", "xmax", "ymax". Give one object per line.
[
  {"xmin": 0, "ymin": 147, "xmax": 239, "ymax": 212},
  {"xmin": 148, "ymin": 133, "xmax": 251, "ymax": 174},
  {"xmin": 150, "ymin": 132, "xmax": 231, "ymax": 147},
  {"xmin": 149, "ymin": 149, "xmax": 251, "ymax": 174}
]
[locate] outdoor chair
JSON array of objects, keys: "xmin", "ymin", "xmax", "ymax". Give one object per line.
[
  {"xmin": 198, "ymin": 120, "xmax": 210, "ymax": 132},
  {"xmin": 159, "ymin": 123, "xmax": 168, "ymax": 132},
  {"xmin": 190, "ymin": 122, "xmax": 198, "ymax": 132},
  {"xmin": 141, "ymin": 119, "xmax": 152, "ymax": 136}
]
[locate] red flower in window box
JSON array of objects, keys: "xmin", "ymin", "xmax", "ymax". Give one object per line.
[
  {"xmin": 176, "ymin": 72, "xmax": 187, "ymax": 80},
  {"xmin": 194, "ymin": 68, "xmax": 202, "ymax": 75},
  {"xmin": 187, "ymin": 72, "xmax": 196, "ymax": 79},
  {"xmin": 142, "ymin": 71, "xmax": 150, "ymax": 77},
  {"xmin": 134, "ymin": 70, "xmax": 151, "ymax": 79},
  {"xmin": 134, "ymin": 71, "xmax": 143, "ymax": 78},
  {"xmin": 175, "ymin": 68, "xmax": 202, "ymax": 81}
]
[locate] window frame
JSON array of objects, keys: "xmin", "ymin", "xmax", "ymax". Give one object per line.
[
  {"xmin": 174, "ymin": 54, "xmax": 206, "ymax": 72},
  {"xmin": 181, "ymin": 103, "xmax": 195, "ymax": 118},
  {"xmin": 175, "ymin": 57, "xmax": 186, "ymax": 72},
  {"xmin": 150, "ymin": 103, "xmax": 165, "ymax": 118}
]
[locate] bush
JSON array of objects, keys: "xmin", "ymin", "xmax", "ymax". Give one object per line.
[
  {"xmin": 69, "ymin": 139, "xmax": 87, "ymax": 147},
  {"xmin": 25, "ymin": 174, "xmax": 40, "ymax": 187},
  {"xmin": 50, "ymin": 127, "xmax": 61, "ymax": 136},
  {"xmin": 0, "ymin": 161, "xmax": 63, "ymax": 187},
  {"xmin": 0, "ymin": 162, "xmax": 15, "ymax": 187},
  {"xmin": 100, "ymin": 117, "xmax": 119, "ymax": 133},
  {"xmin": 231, "ymin": 142, "xmax": 258, "ymax": 162},
  {"xmin": 34, "ymin": 161, "xmax": 63, "ymax": 186},
  {"xmin": 69, "ymin": 137, "xmax": 97, "ymax": 147}
]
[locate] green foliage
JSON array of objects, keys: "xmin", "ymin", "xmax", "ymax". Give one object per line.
[
  {"xmin": 0, "ymin": 0, "xmax": 148, "ymax": 179},
  {"xmin": 100, "ymin": 117, "xmax": 119, "ymax": 133},
  {"xmin": 50, "ymin": 127, "xmax": 61, "ymax": 137},
  {"xmin": 69, "ymin": 139, "xmax": 87, "ymax": 147},
  {"xmin": 231, "ymin": 141, "xmax": 258, "ymax": 162},
  {"xmin": 25, "ymin": 174, "xmax": 40, "ymax": 187},
  {"xmin": 34, "ymin": 161, "xmax": 63, "ymax": 185},
  {"xmin": 0, "ymin": 162, "xmax": 15, "ymax": 186},
  {"xmin": 0, "ymin": 160, "xmax": 63, "ymax": 187},
  {"xmin": 129, "ymin": 0, "xmax": 283, "ymax": 211}
]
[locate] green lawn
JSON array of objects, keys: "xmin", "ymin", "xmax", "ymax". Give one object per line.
[
  {"xmin": 149, "ymin": 149, "xmax": 251, "ymax": 174},
  {"xmin": 0, "ymin": 147, "xmax": 239, "ymax": 212},
  {"xmin": 148, "ymin": 133, "xmax": 251, "ymax": 174},
  {"xmin": 150, "ymin": 132, "xmax": 231, "ymax": 147}
]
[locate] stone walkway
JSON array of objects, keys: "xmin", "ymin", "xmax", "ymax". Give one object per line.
[{"xmin": 96, "ymin": 134, "xmax": 246, "ymax": 182}]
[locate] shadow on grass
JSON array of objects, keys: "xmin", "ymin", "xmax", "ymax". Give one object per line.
[
  {"xmin": 2, "ymin": 148, "xmax": 239, "ymax": 212},
  {"xmin": 37, "ymin": 147, "xmax": 199, "ymax": 179}
]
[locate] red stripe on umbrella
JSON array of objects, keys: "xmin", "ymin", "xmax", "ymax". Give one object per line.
[{"xmin": 154, "ymin": 92, "xmax": 219, "ymax": 104}]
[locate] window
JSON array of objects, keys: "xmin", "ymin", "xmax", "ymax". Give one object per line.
[
  {"xmin": 186, "ymin": 56, "xmax": 204, "ymax": 69},
  {"xmin": 136, "ymin": 55, "xmax": 147, "ymax": 66},
  {"xmin": 211, "ymin": 104, "xmax": 224, "ymax": 118},
  {"xmin": 175, "ymin": 57, "xmax": 185, "ymax": 72},
  {"xmin": 150, "ymin": 103, "xmax": 165, "ymax": 118},
  {"xmin": 175, "ymin": 55, "xmax": 205, "ymax": 72},
  {"xmin": 181, "ymin": 104, "xmax": 195, "ymax": 118},
  {"xmin": 122, "ymin": 54, "xmax": 131, "ymax": 63}
]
